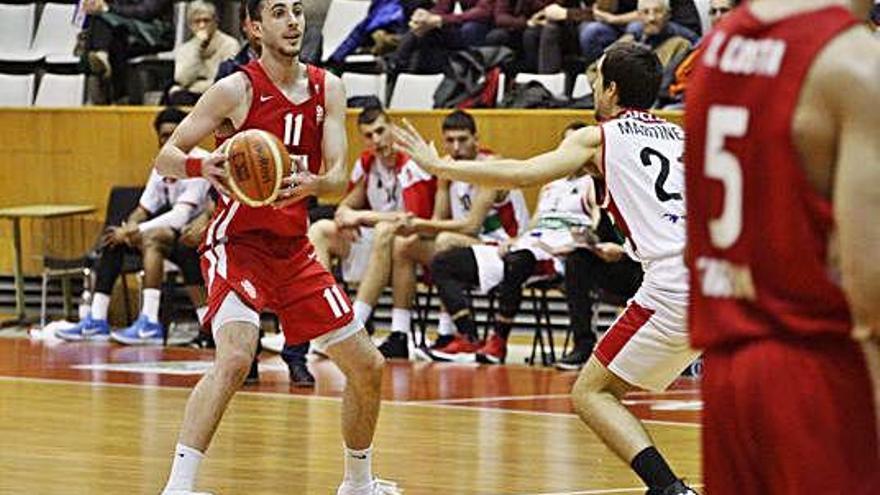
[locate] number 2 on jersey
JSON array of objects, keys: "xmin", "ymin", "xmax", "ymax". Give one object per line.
[
  {"xmin": 283, "ymin": 113, "xmax": 303, "ymax": 146},
  {"xmin": 705, "ymin": 106, "xmax": 749, "ymax": 249},
  {"xmin": 640, "ymin": 147, "xmax": 682, "ymax": 202}
]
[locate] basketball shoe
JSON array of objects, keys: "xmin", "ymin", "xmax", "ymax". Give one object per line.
[
  {"xmin": 475, "ymin": 333, "xmax": 507, "ymax": 364},
  {"xmin": 429, "ymin": 334, "xmax": 482, "ymax": 362},
  {"xmin": 55, "ymin": 314, "xmax": 110, "ymax": 341},
  {"xmin": 110, "ymin": 314, "xmax": 165, "ymax": 345},
  {"xmin": 377, "ymin": 332, "xmax": 409, "ymax": 359},
  {"xmin": 337, "ymin": 478, "xmax": 402, "ymax": 495}
]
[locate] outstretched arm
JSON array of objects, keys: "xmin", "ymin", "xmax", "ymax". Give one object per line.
[{"xmin": 395, "ymin": 119, "xmax": 602, "ymax": 189}]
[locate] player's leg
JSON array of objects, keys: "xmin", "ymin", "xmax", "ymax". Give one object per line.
[
  {"xmin": 352, "ymin": 221, "xmax": 399, "ymax": 325},
  {"xmin": 162, "ymin": 292, "xmax": 260, "ymax": 494},
  {"xmin": 55, "ymin": 240, "xmax": 131, "ymax": 340},
  {"xmin": 112, "ymin": 227, "xmax": 173, "ymax": 345},
  {"xmin": 308, "ymin": 218, "xmax": 353, "ymax": 271},
  {"xmin": 427, "ymin": 246, "xmax": 486, "ymax": 361},
  {"xmin": 377, "ymin": 235, "xmax": 435, "ymax": 359},
  {"xmin": 475, "ymin": 249, "xmax": 536, "ymax": 363},
  {"xmin": 571, "ymin": 300, "xmax": 698, "ymax": 495}
]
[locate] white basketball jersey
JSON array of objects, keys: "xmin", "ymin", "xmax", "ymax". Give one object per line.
[
  {"xmin": 533, "ymin": 174, "xmax": 595, "ymax": 230},
  {"xmin": 601, "ymin": 110, "xmax": 688, "ymax": 293},
  {"xmin": 349, "ymin": 155, "xmax": 402, "ymax": 212},
  {"xmin": 449, "ymin": 181, "xmax": 530, "ymax": 242}
]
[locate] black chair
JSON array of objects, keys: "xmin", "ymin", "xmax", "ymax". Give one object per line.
[
  {"xmin": 524, "ymin": 277, "xmax": 564, "ymax": 366},
  {"xmin": 40, "ymin": 186, "xmax": 144, "ymax": 327}
]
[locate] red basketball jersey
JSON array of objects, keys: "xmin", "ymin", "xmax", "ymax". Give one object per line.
[
  {"xmin": 685, "ymin": 6, "xmax": 859, "ymax": 349},
  {"xmin": 207, "ymin": 61, "xmax": 326, "ymax": 245}
]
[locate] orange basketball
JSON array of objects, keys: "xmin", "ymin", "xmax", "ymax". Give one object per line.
[{"xmin": 224, "ymin": 129, "xmax": 291, "ymax": 207}]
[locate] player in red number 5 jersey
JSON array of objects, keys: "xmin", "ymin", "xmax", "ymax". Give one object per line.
[
  {"xmin": 152, "ymin": 0, "xmax": 400, "ymax": 494},
  {"xmin": 685, "ymin": 0, "xmax": 880, "ymax": 493}
]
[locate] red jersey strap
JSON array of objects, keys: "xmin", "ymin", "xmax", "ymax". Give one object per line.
[{"xmin": 306, "ymin": 64, "xmax": 326, "ymax": 108}]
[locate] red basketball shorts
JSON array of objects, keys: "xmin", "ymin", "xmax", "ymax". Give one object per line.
[
  {"xmin": 200, "ymin": 234, "xmax": 355, "ymax": 345},
  {"xmin": 702, "ymin": 337, "xmax": 880, "ymax": 494}
]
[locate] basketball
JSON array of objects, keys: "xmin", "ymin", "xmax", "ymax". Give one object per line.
[{"xmin": 223, "ymin": 129, "xmax": 291, "ymax": 207}]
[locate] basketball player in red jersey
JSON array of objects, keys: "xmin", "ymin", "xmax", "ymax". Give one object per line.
[
  {"xmin": 685, "ymin": 0, "xmax": 880, "ymax": 493},
  {"xmin": 396, "ymin": 42, "xmax": 698, "ymax": 495},
  {"xmin": 152, "ymin": 0, "xmax": 400, "ymax": 494}
]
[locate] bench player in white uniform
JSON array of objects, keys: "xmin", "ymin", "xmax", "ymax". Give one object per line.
[
  {"xmin": 308, "ymin": 106, "xmax": 420, "ymax": 282},
  {"xmin": 395, "ymin": 42, "xmax": 699, "ymax": 495},
  {"xmin": 354, "ymin": 110, "xmax": 530, "ymax": 359}
]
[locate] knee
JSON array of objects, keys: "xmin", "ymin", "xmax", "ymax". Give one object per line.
[
  {"xmin": 142, "ymin": 227, "xmax": 173, "ymax": 250},
  {"xmin": 308, "ymin": 219, "xmax": 336, "ymax": 243},
  {"xmin": 391, "ymin": 233, "xmax": 416, "ymax": 258},
  {"xmin": 214, "ymin": 348, "xmax": 254, "ymax": 386},
  {"xmin": 373, "ymin": 221, "xmax": 398, "ymax": 244},
  {"xmin": 570, "ymin": 372, "xmax": 600, "ymax": 414},
  {"xmin": 433, "ymin": 232, "xmax": 455, "ymax": 253},
  {"xmin": 353, "ymin": 349, "xmax": 386, "ymax": 386}
]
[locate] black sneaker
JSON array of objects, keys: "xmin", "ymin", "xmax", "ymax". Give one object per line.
[
  {"xmin": 647, "ymin": 480, "xmax": 699, "ymax": 495},
  {"xmin": 377, "ymin": 332, "xmax": 409, "ymax": 359},
  {"xmin": 288, "ymin": 361, "xmax": 316, "ymax": 388},
  {"xmin": 555, "ymin": 347, "xmax": 592, "ymax": 371}
]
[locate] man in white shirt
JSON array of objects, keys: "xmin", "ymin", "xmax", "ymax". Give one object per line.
[{"xmin": 57, "ymin": 107, "xmax": 212, "ymax": 345}]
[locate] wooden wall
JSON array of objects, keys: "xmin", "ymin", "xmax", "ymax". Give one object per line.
[{"xmin": 0, "ymin": 107, "xmax": 683, "ymax": 274}]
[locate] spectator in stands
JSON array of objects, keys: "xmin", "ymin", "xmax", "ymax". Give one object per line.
[
  {"xmin": 387, "ymin": 0, "xmax": 495, "ymax": 74},
  {"xmin": 167, "ymin": 1, "xmax": 239, "ymax": 105},
  {"xmin": 577, "ymin": 0, "xmax": 637, "ymax": 65},
  {"xmin": 623, "ymin": 0, "xmax": 701, "ymax": 44},
  {"xmin": 428, "ymin": 122, "xmax": 600, "ymax": 364},
  {"xmin": 355, "ymin": 111, "xmax": 530, "ymax": 359},
  {"xmin": 56, "ymin": 108, "xmax": 211, "ymax": 346},
  {"xmin": 661, "ymin": 0, "xmax": 739, "ymax": 108},
  {"xmin": 80, "ymin": 0, "xmax": 174, "ymax": 104},
  {"xmin": 484, "ymin": 0, "xmax": 554, "ymax": 57},
  {"xmin": 216, "ymin": 2, "xmax": 260, "ymax": 81},
  {"xmin": 520, "ymin": 0, "xmax": 594, "ymax": 73}
]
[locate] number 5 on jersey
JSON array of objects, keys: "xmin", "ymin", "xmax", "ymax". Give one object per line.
[
  {"xmin": 323, "ymin": 286, "xmax": 351, "ymax": 318},
  {"xmin": 705, "ymin": 106, "xmax": 749, "ymax": 249}
]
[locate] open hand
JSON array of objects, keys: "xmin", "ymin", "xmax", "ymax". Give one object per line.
[
  {"xmin": 393, "ymin": 119, "xmax": 443, "ymax": 174},
  {"xmin": 200, "ymin": 151, "xmax": 230, "ymax": 197}
]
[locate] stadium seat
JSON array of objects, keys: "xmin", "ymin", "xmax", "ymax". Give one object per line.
[
  {"xmin": 35, "ymin": 3, "xmax": 81, "ymax": 65},
  {"xmin": 342, "ymin": 72, "xmax": 387, "ymax": 106},
  {"xmin": 514, "ymin": 72, "xmax": 567, "ymax": 98},
  {"xmin": 0, "ymin": 3, "xmax": 38, "ymax": 63},
  {"xmin": 572, "ymin": 73, "xmax": 592, "ymax": 99},
  {"xmin": 34, "ymin": 73, "xmax": 85, "ymax": 107},
  {"xmin": 321, "ymin": 0, "xmax": 373, "ymax": 64},
  {"xmin": 388, "ymin": 73, "xmax": 443, "ymax": 109},
  {"xmin": 693, "ymin": 0, "xmax": 711, "ymax": 36},
  {"xmin": 0, "ymin": 73, "xmax": 35, "ymax": 106}
]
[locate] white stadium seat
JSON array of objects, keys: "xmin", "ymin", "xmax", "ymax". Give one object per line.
[
  {"xmin": 0, "ymin": 73, "xmax": 36, "ymax": 106},
  {"xmin": 388, "ymin": 73, "xmax": 444, "ymax": 110},
  {"xmin": 0, "ymin": 3, "xmax": 38, "ymax": 63},
  {"xmin": 34, "ymin": 73, "xmax": 85, "ymax": 107},
  {"xmin": 342, "ymin": 72, "xmax": 387, "ymax": 105},
  {"xmin": 514, "ymin": 72, "xmax": 567, "ymax": 98},
  {"xmin": 572, "ymin": 73, "xmax": 592, "ymax": 99},
  {"xmin": 321, "ymin": 0, "xmax": 373, "ymax": 63}
]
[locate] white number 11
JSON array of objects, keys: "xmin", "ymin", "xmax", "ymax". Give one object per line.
[{"xmin": 283, "ymin": 113, "xmax": 303, "ymax": 147}]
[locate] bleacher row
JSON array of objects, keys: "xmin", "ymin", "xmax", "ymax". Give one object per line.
[{"xmin": 0, "ymin": 0, "xmax": 598, "ymax": 108}]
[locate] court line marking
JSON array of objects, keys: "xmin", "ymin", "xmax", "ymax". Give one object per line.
[
  {"xmin": 415, "ymin": 389, "xmax": 701, "ymax": 405},
  {"xmin": 523, "ymin": 483, "xmax": 704, "ymax": 495},
  {"xmin": 0, "ymin": 375, "xmax": 701, "ymax": 428}
]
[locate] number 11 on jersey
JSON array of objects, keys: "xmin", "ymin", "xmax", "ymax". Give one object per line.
[{"xmin": 283, "ymin": 113, "xmax": 303, "ymax": 147}]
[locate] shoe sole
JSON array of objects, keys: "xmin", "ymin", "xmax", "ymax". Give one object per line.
[
  {"xmin": 554, "ymin": 362, "xmax": 585, "ymax": 371},
  {"xmin": 110, "ymin": 333, "xmax": 164, "ymax": 346},
  {"xmin": 431, "ymin": 350, "xmax": 478, "ymax": 363},
  {"xmin": 475, "ymin": 353, "xmax": 504, "ymax": 365}
]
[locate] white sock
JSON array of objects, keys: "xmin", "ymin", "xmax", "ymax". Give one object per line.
[
  {"xmin": 353, "ymin": 300, "xmax": 372, "ymax": 325},
  {"xmin": 91, "ymin": 292, "xmax": 111, "ymax": 321},
  {"xmin": 195, "ymin": 306, "xmax": 208, "ymax": 324},
  {"xmin": 390, "ymin": 308, "xmax": 411, "ymax": 335},
  {"xmin": 78, "ymin": 290, "xmax": 92, "ymax": 320},
  {"xmin": 437, "ymin": 312, "xmax": 455, "ymax": 336},
  {"xmin": 141, "ymin": 288, "xmax": 161, "ymax": 323},
  {"xmin": 164, "ymin": 443, "xmax": 204, "ymax": 491},
  {"xmin": 343, "ymin": 445, "xmax": 373, "ymax": 487}
]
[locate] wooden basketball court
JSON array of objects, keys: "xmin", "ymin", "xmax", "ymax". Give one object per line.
[{"xmin": 0, "ymin": 338, "xmax": 702, "ymax": 494}]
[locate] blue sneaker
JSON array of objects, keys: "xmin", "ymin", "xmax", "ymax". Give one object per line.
[
  {"xmin": 55, "ymin": 315, "xmax": 110, "ymax": 341},
  {"xmin": 111, "ymin": 315, "xmax": 165, "ymax": 346}
]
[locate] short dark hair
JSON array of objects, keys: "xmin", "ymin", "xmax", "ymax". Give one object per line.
[
  {"xmin": 564, "ymin": 121, "xmax": 588, "ymax": 135},
  {"xmin": 600, "ymin": 42, "xmax": 662, "ymax": 110},
  {"xmin": 441, "ymin": 110, "xmax": 476, "ymax": 134},
  {"xmin": 246, "ymin": 0, "xmax": 263, "ymax": 21},
  {"xmin": 357, "ymin": 106, "xmax": 387, "ymax": 126},
  {"xmin": 239, "ymin": 1, "xmax": 249, "ymax": 24},
  {"xmin": 153, "ymin": 107, "xmax": 188, "ymax": 132}
]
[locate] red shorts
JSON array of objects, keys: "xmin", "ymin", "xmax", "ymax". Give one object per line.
[
  {"xmin": 201, "ymin": 235, "xmax": 354, "ymax": 345},
  {"xmin": 703, "ymin": 337, "xmax": 880, "ymax": 495}
]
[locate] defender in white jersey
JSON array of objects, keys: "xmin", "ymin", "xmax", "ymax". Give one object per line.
[{"xmin": 396, "ymin": 43, "xmax": 698, "ymax": 495}]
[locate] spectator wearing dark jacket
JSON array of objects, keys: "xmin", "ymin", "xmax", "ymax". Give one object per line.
[
  {"xmin": 484, "ymin": 0, "xmax": 555, "ymax": 52},
  {"xmin": 80, "ymin": 0, "xmax": 174, "ymax": 103},
  {"xmin": 520, "ymin": 0, "xmax": 593, "ymax": 73},
  {"xmin": 388, "ymin": 0, "xmax": 495, "ymax": 74},
  {"xmin": 577, "ymin": 0, "xmax": 637, "ymax": 65},
  {"xmin": 624, "ymin": 0, "xmax": 701, "ymax": 44}
]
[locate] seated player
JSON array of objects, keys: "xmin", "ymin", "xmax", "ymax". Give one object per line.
[
  {"xmin": 308, "ymin": 105, "xmax": 424, "ymax": 284},
  {"xmin": 352, "ymin": 110, "xmax": 530, "ymax": 359},
  {"xmin": 430, "ymin": 131, "xmax": 600, "ymax": 363},
  {"xmin": 57, "ymin": 107, "xmax": 212, "ymax": 345}
]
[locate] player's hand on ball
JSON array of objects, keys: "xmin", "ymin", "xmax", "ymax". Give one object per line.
[
  {"xmin": 274, "ymin": 171, "xmax": 318, "ymax": 209},
  {"xmin": 393, "ymin": 119, "xmax": 442, "ymax": 173},
  {"xmin": 201, "ymin": 151, "xmax": 231, "ymax": 197}
]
